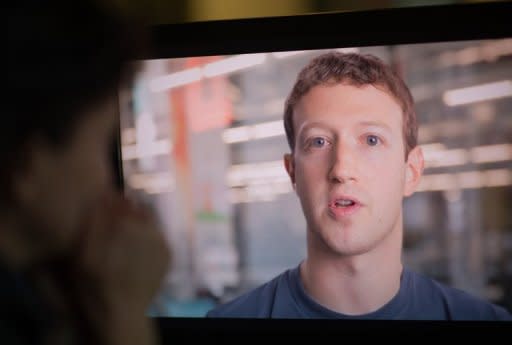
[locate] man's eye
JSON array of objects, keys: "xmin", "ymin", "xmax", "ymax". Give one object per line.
[
  {"xmin": 311, "ymin": 137, "xmax": 327, "ymax": 148},
  {"xmin": 366, "ymin": 135, "xmax": 380, "ymax": 146}
]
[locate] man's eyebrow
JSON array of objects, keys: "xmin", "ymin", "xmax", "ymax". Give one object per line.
[
  {"xmin": 297, "ymin": 122, "xmax": 333, "ymax": 137},
  {"xmin": 357, "ymin": 121, "xmax": 393, "ymax": 133}
]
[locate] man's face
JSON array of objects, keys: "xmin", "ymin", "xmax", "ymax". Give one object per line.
[
  {"xmin": 284, "ymin": 83, "xmax": 423, "ymax": 258},
  {"xmin": 15, "ymin": 95, "xmax": 118, "ymax": 255}
]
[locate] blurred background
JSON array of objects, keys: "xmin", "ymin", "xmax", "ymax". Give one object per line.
[{"xmin": 119, "ymin": 35, "xmax": 512, "ymax": 317}]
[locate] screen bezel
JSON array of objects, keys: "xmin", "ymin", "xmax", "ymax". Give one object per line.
[
  {"xmin": 115, "ymin": 1, "xmax": 512, "ymax": 337},
  {"xmin": 145, "ymin": 1, "xmax": 511, "ymax": 59}
]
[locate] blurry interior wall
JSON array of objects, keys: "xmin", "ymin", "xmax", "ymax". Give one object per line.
[{"xmin": 108, "ymin": 0, "xmax": 499, "ymax": 24}]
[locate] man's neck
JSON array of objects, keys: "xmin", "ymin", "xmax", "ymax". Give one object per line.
[{"xmin": 300, "ymin": 225, "xmax": 403, "ymax": 315}]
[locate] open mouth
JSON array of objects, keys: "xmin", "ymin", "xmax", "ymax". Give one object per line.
[
  {"xmin": 328, "ymin": 196, "xmax": 362, "ymax": 218},
  {"xmin": 334, "ymin": 199, "xmax": 356, "ymax": 207}
]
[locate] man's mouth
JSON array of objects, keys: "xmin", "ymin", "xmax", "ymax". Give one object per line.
[
  {"xmin": 329, "ymin": 195, "xmax": 361, "ymax": 207},
  {"xmin": 334, "ymin": 199, "xmax": 356, "ymax": 207},
  {"xmin": 328, "ymin": 195, "xmax": 362, "ymax": 218}
]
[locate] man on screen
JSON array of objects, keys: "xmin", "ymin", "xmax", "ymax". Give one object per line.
[{"xmin": 206, "ymin": 52, "xmax": 511, "ymax": 320}]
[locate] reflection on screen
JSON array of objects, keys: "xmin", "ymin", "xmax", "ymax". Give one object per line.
[{"xmin": 118, "ymin": 39, "xmax": 512, "ymax": 317}]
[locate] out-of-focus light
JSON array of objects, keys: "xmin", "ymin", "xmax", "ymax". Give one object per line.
[
  {"xmin": 222, "ymin": 126, "xmax": 251, "ymax": 144},
  {"xmin": 229, "ymin": 180, "xmax": 293, "ymax": 204},
  {"xmin": 417, "ymin": 168, "xmax": 512, "ymax": 192},
  {"xmin": 227, "ymin": 160, "xmax": 288, "ymax": 187},
  {"xmin": 251, "ymin": 120, "xmax": 285, "ymax": 139},
  {"xmin": 145, "ymin": 186, "xmax": 174, "ymax": 194},
  {"xmin": 121, "ymin": 127, "xmax": 137, "ymax": 145},
  {"xmin": 419, "ymin": 142, "xmax": 446, "ymax": 154},
  {"xmin": 423, "ymin": 149, "xmax": 469, "ymax": 168},
  {"xmin": 418, "ymin": 173, "xmax": 458, "ymax": 192},
  {"xmin": 149, "ymin": 49, "xmax": 359, "ymax": 93},
  {"xmin": 457, "ymin": 171, "xmax": 483, "ymax": 189},
  {"xmin": 136, "ymin": 112, "xmax": 157, "ymax": 143},
  {"xmin": 470, "ymin": 144, "xmax": 512, "ymax": 164},
  {"xmin": 443, "ymin": 80, "xmax": 512, "ymax": 106},
  {"xmin": 438, "ymin": 39, "xmax": 512, "ymax": 68},
  {"xmin": 150, "ymin": 67, "xmax": 202, "ymax": 92},
  {"xmin": 203, "ymin": 53, "xmax": 267, "ymax": 78},
  {"xmin": 336, "ymin": 47, "xmax": 360, "ymax": 54},
  {"xmin": 121, "ymin": 139, "xmax": 172, "ymax": 160},
  {"xmin": 127, "ymin": 172, "xmax": 175, "ymax": 192},
  {"xmin": 222, "ymin": 120, "xmax": 285, "ymax": 144},
  {"xmin": 272, "ymin": 50, "xmax": 308, "ymax": 59},
  {"xmin": 422, "ymin": 143, "xmax": 512, "ymax": 169}
]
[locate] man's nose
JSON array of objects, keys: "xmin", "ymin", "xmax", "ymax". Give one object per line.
[{"xmin": 327, "ymin": 142, "xmax": 358, "ymax": 184}]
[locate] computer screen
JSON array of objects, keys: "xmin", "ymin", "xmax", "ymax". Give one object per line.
[{"xmin": 115, "ymin": 1, "xmax": 511, "ymax": 332}]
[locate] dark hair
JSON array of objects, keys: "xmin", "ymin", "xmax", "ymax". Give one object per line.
[
  {"xmin": 284, "ymin": 52, "xmax": 418, "ymax": 159},
  {"xmin": 4, "ymin": 0, "xmax": 146, "ymax": 199}
]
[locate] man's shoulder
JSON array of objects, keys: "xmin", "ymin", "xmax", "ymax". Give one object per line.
[
  {"xmin": 206, "ymin": 271, "xmax": 289, "ymax": 318},
  {"xmin": 407, "ymin": 269, "xmax": 511, "ymax": 320}
]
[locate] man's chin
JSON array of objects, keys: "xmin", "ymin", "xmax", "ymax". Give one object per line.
[{"xmin": 324, "ymin": 232, "xmax": 378, "ymax": 257}]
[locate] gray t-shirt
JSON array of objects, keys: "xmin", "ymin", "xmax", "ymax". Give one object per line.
[{"xmin": 206, "ymin": 265, "xmax": 512, "ymax": 320}]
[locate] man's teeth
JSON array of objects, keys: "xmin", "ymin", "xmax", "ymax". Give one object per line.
[{"xmin": 335, "ymin": 199, "xmax": 355, "ymax": 207}]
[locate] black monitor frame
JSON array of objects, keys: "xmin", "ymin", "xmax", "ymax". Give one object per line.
[
  {"xmin": 146, "ymin": 1, "xmax": 511, "ymax": 59},
  {"xmin": 115, "ymin": 1, "xmax": 512, "ymax": 339}
]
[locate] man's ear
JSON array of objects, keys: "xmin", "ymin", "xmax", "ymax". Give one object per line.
[
  {"xmin": 284, "ymin": 153, "xmax": 296, "ymax": 189},
  {"xmin": 404, "ymin": 145, "xmax": 424, "ymax": 197}
]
